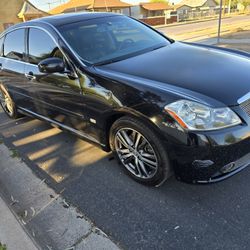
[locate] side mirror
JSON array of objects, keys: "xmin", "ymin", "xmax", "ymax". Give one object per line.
[{"xmin": 38, "ymin": 57, "xmax": 65, "ymax": 74}]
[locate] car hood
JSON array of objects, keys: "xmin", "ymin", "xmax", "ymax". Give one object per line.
[{"xmin": 97, "ymin": 42, "xmax": 250, "ymax": 106}]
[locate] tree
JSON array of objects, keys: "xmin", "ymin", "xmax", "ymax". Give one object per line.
[
  {"xmin": 215, "ymin": 0, "xmax": 239, "ymax": 10},
  {"xmin": 240, "ymin": 0, "xmax": 250, "ymax": 10}
]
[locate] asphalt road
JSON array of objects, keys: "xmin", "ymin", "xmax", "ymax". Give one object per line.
[
  {"xmin": 158, "ymin": 14, "xmax": 250, "ymax": 37},
  {"xmin": 1, "ymin": 108, "xmax": 250, "ymax": 250}
]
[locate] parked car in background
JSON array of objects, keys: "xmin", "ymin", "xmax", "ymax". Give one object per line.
[{"xmin": 0, "ymin": 13, "xmax": 250, "ymax": 186}]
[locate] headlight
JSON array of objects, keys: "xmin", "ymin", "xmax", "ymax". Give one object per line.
[{"xmin": 165, "ymin": 100, "xmax": 241, "ymax": 131}]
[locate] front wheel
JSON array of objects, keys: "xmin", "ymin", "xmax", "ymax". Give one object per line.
[
  {"xmin": 0, "ymin": 84, "xmax": 20, "ymax": 119},
  {"xmin": 109, "ymin": 116, "xmax": 172, "ymax": 186}
]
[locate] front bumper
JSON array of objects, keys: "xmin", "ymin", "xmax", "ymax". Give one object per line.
[
  {"xmin": 195, "ymin": 153, "xmax": 250, "ymax": 184},
  {"xmin": 170, "ymin": 129, "xmax": 250, "ymax": 183},
  {"xmin": 161, "ymin": 107, "xmax": 250, "ymax": 183}
]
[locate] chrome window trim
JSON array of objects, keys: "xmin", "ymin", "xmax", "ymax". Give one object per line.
[
  {"xmin": 0, "ymin": 56, "xmax": 30, "ymax": 65},
  {"xmin": 238, "ymin": 92, "xmax": 250, "ymax": 104}
]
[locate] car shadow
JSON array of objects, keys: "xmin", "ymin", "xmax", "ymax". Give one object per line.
[{"xmin": 1, "ymin": 108, "xmax": 250, "ymax": 249}]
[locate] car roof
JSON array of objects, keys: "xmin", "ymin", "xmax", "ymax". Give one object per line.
[
  {"xmin": 15, "ymin": 12, "xmax": 120, "ymax": 29},
  {"xmin": 0, "ymin": 12, "xmax": 122, "ymax": 39}
]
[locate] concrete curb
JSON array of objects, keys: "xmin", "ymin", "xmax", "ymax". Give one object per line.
[
  {"xmin": 0, "ymin": 142, "xmax": 120, "ymax": 250},
  {"xmin": 0, "ymin": 194, "xmax": 38, "ymax": 250}
]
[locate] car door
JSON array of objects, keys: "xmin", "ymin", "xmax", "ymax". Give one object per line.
[
  {"xmin": 24, "ymin": 27, "xmax": 87, "ymax": 132},
  {"xmin": 0, "ymin": 28, "xmax": 31, "ymax": 109}
]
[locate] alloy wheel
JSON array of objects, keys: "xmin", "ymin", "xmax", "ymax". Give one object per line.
[
  {"xmin": 114, "ymin": 128, "xmax": 158, "ymax": 179},
  {"xmin": 0, "ymin": 88, "xmax": 14, "ymax": 116}
]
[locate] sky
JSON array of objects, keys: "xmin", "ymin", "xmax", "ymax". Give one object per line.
[{"xmin": 29, "ymin": 0, "xmax": 167, "ymax": 11}]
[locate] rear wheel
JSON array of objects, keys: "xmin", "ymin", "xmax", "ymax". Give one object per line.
[
  {"xmin": 110, "ymin": 116, "xmax": 172, "ymax": 186},
  {"xmin": 0, "ymin": 84, "xmax": 20, "ymax": 119}
]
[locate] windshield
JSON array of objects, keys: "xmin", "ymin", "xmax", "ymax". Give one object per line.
[{"xmin": 58, "ymin": 15, "xmax": 170, "ymax": 65}]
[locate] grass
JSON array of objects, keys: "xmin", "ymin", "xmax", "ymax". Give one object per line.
[
  {"xmin": 0, "ymin": 242, "xmax": 7, "ymax": 250},
  {"xmin": 9, "ymin": 148, "xmax": 20, "ymax": 159}
]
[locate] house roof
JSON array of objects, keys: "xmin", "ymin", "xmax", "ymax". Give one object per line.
[
  {"xmin": 178, "ymin": 0, "xmax": 209, "ymax": 8},
  {"xmin": 50, "ymin": 0, "xmax": 132, "ymax": 14},
  {"xmin": 89, "ymin": 0, "xmax": 132, "ymax": 9},
  {"xmin": 18, "ymin": 0, "xmax": 48, "ymax": 17},
  {"xmin": 50, "ymin": 0, "xmax": 91, "ymax": 14},
  {"xmin": 140, "ymin": 2, "xmax": 173, "ymax": 11},
  {"xmin": 173, "ymin": 3, "xmax": 184, "ymax": 9}
]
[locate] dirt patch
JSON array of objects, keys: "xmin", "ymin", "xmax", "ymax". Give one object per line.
[
  {"xmin": 222, "ymin": 29, "xmax": 250, "ymax": 39},
  {"xmin": 218, "ymin": 30, "xmax": 250, "ymax": 52},
  {"xmin": 218, "ymin": 43, "xmax": 250, "ymax": 52}
]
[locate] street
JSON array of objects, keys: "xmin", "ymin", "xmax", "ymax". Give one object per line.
[
  {"xmin": 158, "ymin": 14, "xmax": 250, "ymax": 42},
  {"xmin": 1, "ymin": 107, "xmax": 250, "ymax": 249}
]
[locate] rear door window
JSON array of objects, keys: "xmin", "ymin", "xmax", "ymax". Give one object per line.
[{"xmin": 4, "ymin": 29, "xmax": 25, "ymax": 61}]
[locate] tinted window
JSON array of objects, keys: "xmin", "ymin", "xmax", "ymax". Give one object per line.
[
  {"xmin": 59, "ymin": 16, "xmax": 170, "ymax": 64},
  {"xmin": 28, "ymin": 28, "xmax": 63, "ymax": 65},
  {"xmin": 4, "ymin": 29, "xmax": 25, "ymax": 61},
  {"xmin": 0, "ymin": 37, "xmax": 3, "ymax": 57}
]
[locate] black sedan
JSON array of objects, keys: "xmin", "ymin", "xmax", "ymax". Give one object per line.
[{"xmin": 0, "ymin": 13, "xmax": 250, "ymax": 186}]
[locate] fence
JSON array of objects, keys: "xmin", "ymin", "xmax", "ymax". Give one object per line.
[
  {"xmin": 139, "ymin": 8, "xmax": 246, "ymax": 26},
  {"xmin": 140, "ymin": 16, "xmax": 177, "ymax": 26}
]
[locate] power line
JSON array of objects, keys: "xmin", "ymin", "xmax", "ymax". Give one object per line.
[{"xmin": 41, "ymin": 0, "xmax": 67, "ymax": 10}]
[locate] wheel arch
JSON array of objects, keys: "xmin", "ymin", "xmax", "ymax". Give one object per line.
[{"xmin": 102, "ymin": 108, "xmax": 165, "ymax": 151}]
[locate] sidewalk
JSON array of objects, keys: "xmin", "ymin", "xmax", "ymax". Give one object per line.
[
  {"xmin": 0, "ymin": 196, "xmax": 38, "ymax": 250},
  {"xmin": 0, "ymin": 140, "xmax": 120, "ymax": 250}
]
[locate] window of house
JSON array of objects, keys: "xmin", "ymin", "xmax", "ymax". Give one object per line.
[
  {"xmin": 28, "ymin": 28, "xmax": 63, "ymax": 65},
  {"xmin": 4, "ymin": 29, "xmax": 25, "ymax": 61},
  {"xmin": 111, "ymin": 9, "xmax": 121, "ymax": 13}
]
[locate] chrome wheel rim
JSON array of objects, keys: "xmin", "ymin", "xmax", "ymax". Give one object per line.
[
  {"xmin": 114, "ymin": 128, "xmax": 158, "ymax": 179},
  {"xmin": 0, "ymin": 88, "xmax": 14, "ymax": 116}
]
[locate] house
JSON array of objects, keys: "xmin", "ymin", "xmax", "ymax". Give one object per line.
[
  {"xmin": 173, "ymin": 4, "xmax": 192, "ymax": 16},
  {"xmin": 0, "ymin": 0, "xmax": 24, "ymax": 31},
  {"xmin": 50, "ymin": 0, "xmax": 132, "ymax": 15},
  {"xmin": 177, "ymin": 0, "xmax": 217, "ymax": 11},
  {"xmin": 174, "ymin": 0, "xmax": 217, "ymax": 20},
  {"xmin": 139, "ymin": 2, "xmax": 174, "ymax": 18},
  {"xmin": 136, "ymin": 2, "xmax": 177, "ymax": 26},
  {"xmin": 18, "ymin": 1, "xmax": 49, "ymax": 22},
  {"xmin": 0, "ymin": 0, "xmax": 48, "ymax": 32}
]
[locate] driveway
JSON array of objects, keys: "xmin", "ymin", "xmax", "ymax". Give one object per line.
[{"xmin": 1, "ymin": 108, "xmax": 250, "ymax": 249}]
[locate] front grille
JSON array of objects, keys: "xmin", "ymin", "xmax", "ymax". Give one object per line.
[{"xmin": 240, "ymin": 99, "xmax": 250, "ymax": 116}]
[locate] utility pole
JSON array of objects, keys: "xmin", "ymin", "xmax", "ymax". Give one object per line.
[{"xmin": 217, "ymin": 0, "xmax": 223, "ymax": 43}]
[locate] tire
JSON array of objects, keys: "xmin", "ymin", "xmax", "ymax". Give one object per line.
[
  {"xmin": 109, "ymin": 116, "xmax": 172, "ymax": 186},
  {"xmin": 0, "ymin": 84, "xmax": 20, "ymax": 119}
]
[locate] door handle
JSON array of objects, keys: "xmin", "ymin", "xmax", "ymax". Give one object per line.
[{"xmin": 25, "ymin": 72, "xmax": 36, "ymax": 81}]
